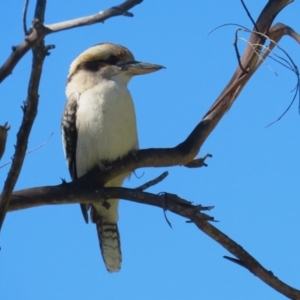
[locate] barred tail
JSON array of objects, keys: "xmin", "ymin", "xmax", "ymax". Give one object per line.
[{"xmin": 93, "ymin": 214, "xmax": 122, "ymax": 272}]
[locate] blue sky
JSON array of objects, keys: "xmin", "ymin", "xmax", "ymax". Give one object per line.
[{"xmin": 1, "ymin": 1, "xmax": 300, "ymax": 299}]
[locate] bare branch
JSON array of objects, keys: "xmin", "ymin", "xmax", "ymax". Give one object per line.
[
  {"xmin": 0, "ymin": 0, "xmax": 143, "ymax": 83},
  {"xmin": 0, "ymin": 0, "xmax": 49, "ymax": 230},
  {"xmin": 134, "ymin": 171, "xmax": 169, "ymax": 191},
  {"xmin": 7, "ymin": 182, "xmax": 300, "ymax": 299},
  {"xmin": 194, "ymin": 218, "xmax": 300, "ymax": 299},
  {"xmin": 45, "ymin": 0, "xmax": 142, "ymax": 33}
]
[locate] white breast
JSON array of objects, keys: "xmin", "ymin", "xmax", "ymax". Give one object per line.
[{"xmin": 75, "ymin": 78, "xmax": 139, "ymax": 178}]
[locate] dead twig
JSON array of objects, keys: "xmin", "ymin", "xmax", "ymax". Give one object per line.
[
  {"xmin": 23, "ymin": 0, "xmax": 30, "ymax": 35},
  {"xmin": 0, "ymin": 132, "xmax": 53, "ymax": 169},
  {"xmin": 241, "ymin": 0, "xmax": 258, "ymax": 31},
  {"xmin": 135, "ymin": 171, "xmax": 169, "ymax": 191}
]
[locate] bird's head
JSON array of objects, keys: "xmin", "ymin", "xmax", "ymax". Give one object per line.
[{"xmin": 67, "ymin": 43, "xmax": 164, "ymax": 91}]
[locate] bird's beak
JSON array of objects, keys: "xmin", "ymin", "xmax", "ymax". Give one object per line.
[{"xmin": 118, "ymin": 61, "xmax": 165, "ymax": 75}]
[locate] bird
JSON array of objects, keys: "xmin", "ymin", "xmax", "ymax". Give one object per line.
[{"xmin": 61, "ymin": 42, "xmax": 164, "ymax": 272}]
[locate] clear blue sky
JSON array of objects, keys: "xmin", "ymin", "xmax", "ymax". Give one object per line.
[{"xmin": 1, "ymin": 1, "xmax": 299, "ymax": 299}]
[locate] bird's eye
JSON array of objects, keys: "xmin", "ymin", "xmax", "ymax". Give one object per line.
[
  {"xmin": 103, "ymin": 55, "xmax": 120, "ymax": 65},
  {"xmin": 77, "ymin": 55, "xmax": 120, "ymax": 73}
]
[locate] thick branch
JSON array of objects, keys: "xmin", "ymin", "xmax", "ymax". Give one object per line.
[
  {"xmin": 79, "ymin": 0, "xmax": 299, "ymax": 189},
  {"xmin": 34, "ymin": 0, "xmax": 46, "ymax": 22},
  {"xmin": 0, "ymin": 0, "xmax": 143, "ymax": 83},
  {"xmin": 7, "ymin": 182, "xmax": 300, "ymax": 299}
]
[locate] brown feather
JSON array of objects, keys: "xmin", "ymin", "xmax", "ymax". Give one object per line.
[{"xmin": 61, "ymin": 92, "xmax": 89, "ymax": 223}]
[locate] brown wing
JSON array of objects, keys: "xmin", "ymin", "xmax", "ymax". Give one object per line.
[{"xmin": 62, "ymin": 92, "xmax": 89, "ymax": 223}]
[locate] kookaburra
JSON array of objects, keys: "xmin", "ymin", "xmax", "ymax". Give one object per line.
[{"xmin": 61, "ymin": 43, "xmax": 164, "ymax": 272}]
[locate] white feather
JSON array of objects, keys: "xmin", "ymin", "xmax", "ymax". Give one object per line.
[{"xmin": 75, "ymin": 75, "xmax": 138, "ymax": 221}]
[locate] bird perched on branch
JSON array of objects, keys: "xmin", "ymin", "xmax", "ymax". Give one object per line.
[{"xmin": 62, "ymin": 42, "xmax": 164, "ymax": 272}]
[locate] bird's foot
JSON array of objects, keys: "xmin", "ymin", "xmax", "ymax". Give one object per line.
[
  {"xmin": 129, "ymin": 149, "xmax": 139, "ymax": 160},
  {"xmin": 97, "ymin": 161, "xmax": 112, "ymax": 172}
]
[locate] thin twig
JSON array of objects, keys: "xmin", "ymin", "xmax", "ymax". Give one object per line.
[
  {"xmin": 0, "ymin": 132, "xmax": 53, "ymax": 169},
  {"xmin": 241, "ymin": 0, "xmax": 258, "ymax": 31},
  {"xmin": 265, "ymin": 86, "xmax": 299, "ymax": 127},
  {"xmin": 234, "ymin": 26, "xmax": 300, "ymax": 126},
  {"xmin": 158, "ymin": 193, "xmax": 173, "ymax": 229},
  {"xmin": 237, "ymin": 38, "xmax": 277, "ymax": 74},
  {"xmin": 23, "ymin": 0, "xmax": 30, "ymax": 35},
  {"xmin": 234, "ymin": 29, "xmax": 248, "ymax": 73},
  {"xmin": 135, "ymin": 171, "xmax": 168, "ymax": 191},
  {"xmin": 207, "ymin": 23, "xmax": 251, "ymax": 38}
]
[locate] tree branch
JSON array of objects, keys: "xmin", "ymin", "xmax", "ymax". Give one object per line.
[
  {"xmin": 7, "ymin": 181, "xmax": 300, "ymax": 299},
  {"xmin": 83, "ymin": 0, "xmax": 299, "ymax": 189},
  {"xmin": 22, "ymin": 0, "xmax": 30, "ymax": 35},
  {"xmin": 194, "ymin": 219, "xmax": 300, "ymax": 299},
  {"xmin": 134, "ymin": 171, "xmax": 169, "ymax": 191},
  {"xmin": 0, "ymin": 0, "xmax": 49, "ymax": 230},
  {"xmin": 45, "ymin": 0, "xmax": 142, "ymax": 33},
  {"xmin": 0, "ymin": 0, "xmax": 143, "ymax": 83}
]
